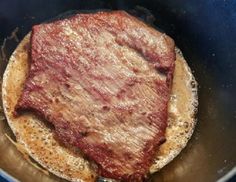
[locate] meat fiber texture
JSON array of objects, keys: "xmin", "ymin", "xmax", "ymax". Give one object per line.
[{"xmin": 16, "ymin": 11, "xmax": 175, "ymax": 181}]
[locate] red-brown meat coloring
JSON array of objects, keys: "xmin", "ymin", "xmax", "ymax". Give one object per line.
[{"xmin": 16, "ymin": 11, "xmax": 175, "ymax": 181}]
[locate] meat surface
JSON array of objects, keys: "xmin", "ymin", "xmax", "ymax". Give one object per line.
[{"xmin": 16, "ymin": 11, "xmax": 175, "ymax": 181}]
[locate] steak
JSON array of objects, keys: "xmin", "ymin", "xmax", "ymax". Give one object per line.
[{"xmin": 16, "ymin": 11, "xmax": 175, "ymax": 181}]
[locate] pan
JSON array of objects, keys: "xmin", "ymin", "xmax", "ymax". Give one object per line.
[{"xmin": 0, "ymin": 0, "xmax": 235, "ymax": 182}]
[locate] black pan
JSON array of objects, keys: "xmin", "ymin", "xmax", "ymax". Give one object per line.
[{"xmin": 0, "ymin": 0, "xmax": 235, "ymax": 182}]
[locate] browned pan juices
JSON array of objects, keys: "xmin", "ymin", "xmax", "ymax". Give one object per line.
[{"xmin": 2, "ymin": 31, "xmax": 197, "ymax": 181}]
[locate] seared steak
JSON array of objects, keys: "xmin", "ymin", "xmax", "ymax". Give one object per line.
[{"xmin": 16, "ymin": 11, "xmax": 175, "ymax": 181}]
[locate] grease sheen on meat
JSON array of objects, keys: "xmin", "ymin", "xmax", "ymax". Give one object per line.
[{"xmin": 16, "ymin": 11, "xmax": 175, "ymax": 181}]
